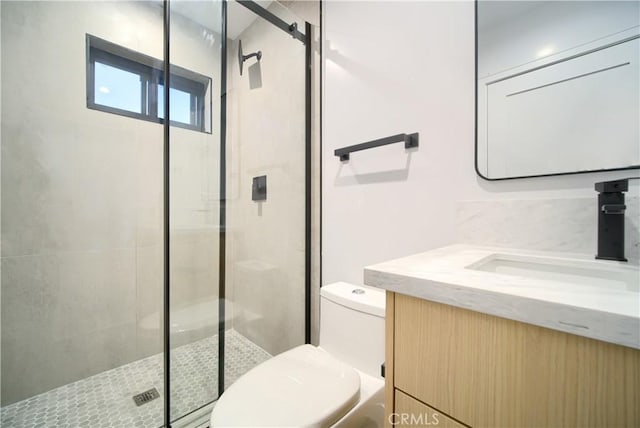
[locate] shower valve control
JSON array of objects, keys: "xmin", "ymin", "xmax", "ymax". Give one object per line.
[{"xmin": 252, "ymin": 175, "xmax": 267, "ymax": 201}]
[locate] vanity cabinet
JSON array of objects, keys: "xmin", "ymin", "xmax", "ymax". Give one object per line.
[
  {"xmin": 384, "ymin": 292, "xmax": 640, "ymax": 427},
  {"xmin": 394, "ymin": 389, "xmax": 466, "ymax": 428}
]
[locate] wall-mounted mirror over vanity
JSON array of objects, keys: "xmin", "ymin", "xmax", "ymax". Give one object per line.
[{"xmin": 476, "ymin": 1, "xmax": 640, "ymax": 180}]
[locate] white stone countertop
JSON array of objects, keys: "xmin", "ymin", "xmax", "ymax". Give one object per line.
[{"xmin": 364, "ymin": 244, "xmax": 640, "ymax": 350}]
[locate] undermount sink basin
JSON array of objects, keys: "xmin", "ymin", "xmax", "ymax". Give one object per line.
[{"xmin": 467, "ymin": 253, "xmax": 639, "ymax": 292}]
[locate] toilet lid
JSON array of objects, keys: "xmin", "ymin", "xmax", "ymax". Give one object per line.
[{"xmin": 211, "ymin": 344, "xmax": 361, "ymax": 427}]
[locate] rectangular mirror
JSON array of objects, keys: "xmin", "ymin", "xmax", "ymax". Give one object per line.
[{"xmin": 476, "ymin": 1, "xmax": 640, "ymax": 180}]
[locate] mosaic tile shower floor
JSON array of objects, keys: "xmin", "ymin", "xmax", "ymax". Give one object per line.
[{"xmin": 0, "ymin": 330, "xmax": 271, "ymax": 428}]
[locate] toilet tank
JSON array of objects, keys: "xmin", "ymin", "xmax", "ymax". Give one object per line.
[{"xmin": 319, "ymin": 282, "xmax": 385, "ymax": 379}]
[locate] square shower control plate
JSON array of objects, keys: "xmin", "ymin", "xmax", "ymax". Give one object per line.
[{"xmin": 252, "ymin": 175, "xmax": 267, "ymax": 201}]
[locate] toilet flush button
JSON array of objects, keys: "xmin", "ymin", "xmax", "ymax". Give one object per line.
[{"xmin": 352, "ymin": 289, "xmax": 365, "ymax": 295}]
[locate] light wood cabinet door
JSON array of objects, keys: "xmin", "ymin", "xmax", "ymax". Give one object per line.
[
  {"xmin": 394, "ymin": 389, "xmax": 468, "ymax": 428},
  {"xmin": 392, "ymin": 292, "xmax": 640, "ymax": 427}
]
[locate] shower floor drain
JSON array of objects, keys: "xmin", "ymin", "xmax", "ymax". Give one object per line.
[{"xmin": 133, "ymin": 388, "xmax": 160, "ymax": 406}]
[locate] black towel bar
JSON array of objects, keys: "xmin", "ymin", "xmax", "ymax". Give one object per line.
[{"xmin": 334, "ymin": 133, "xmax": 419, "ymax": 161}]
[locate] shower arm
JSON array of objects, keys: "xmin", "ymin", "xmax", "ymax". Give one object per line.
[
  {"xmin": 242, "ymin": 51, "xmax": 262, "ymax": 63},
  {"xmin": 238, "ymin": 39, "xmax": 262, "ymax": 76}
]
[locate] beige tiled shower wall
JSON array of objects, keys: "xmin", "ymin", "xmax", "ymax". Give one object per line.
[{"xmin": 0, "ymin": 1, "xmax": 220, "ymax": 405}]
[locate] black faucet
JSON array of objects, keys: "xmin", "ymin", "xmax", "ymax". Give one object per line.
[{"xmin": 595, "ymin": 179, "xmax": 628, "ymax": 261}]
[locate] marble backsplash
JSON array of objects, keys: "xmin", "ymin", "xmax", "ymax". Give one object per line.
[{"xmin": 456, "ymin": 196, "xmax": 639, "ymax": 265}]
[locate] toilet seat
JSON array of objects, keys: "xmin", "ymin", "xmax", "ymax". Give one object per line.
[{"xmin": 211, "ymin": 344, "xmax": 361, "ymax": 427}]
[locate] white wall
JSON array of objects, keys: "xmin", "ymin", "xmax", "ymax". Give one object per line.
[{"xmin": 322, "ymin": 1, "xmax": 640, "ymax": 286}]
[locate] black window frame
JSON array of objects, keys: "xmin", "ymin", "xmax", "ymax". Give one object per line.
[{"xmin": 86, "ymin": 34, "xmax": 211, "ymax": 134}]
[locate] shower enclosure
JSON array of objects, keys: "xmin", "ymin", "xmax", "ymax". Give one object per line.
[{"xmin": 0, "ymin": 0, "xmax": 316, "ymax": 426}]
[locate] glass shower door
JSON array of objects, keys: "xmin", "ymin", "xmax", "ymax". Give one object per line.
[
  {"xmin": 223, "ymin": 0, "xmax": 309, "ymax": 391},
  {"xmin": 1, "ymin": 1, "xmax": 311, "ymax": 426},
  {"xmin": 166, "ymin": 1, "xmax": 312, "ymax": 423},
  {"xmin": 167, "ymin": 0, "xmax": 223, "ymax": 425},
  {"xmin": 1, "ymin": 1, "xmax": 165, "ymax": 426}
]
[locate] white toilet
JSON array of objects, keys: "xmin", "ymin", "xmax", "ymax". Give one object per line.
[{"xmin": 210, "ymin": 282, "xmax": 386, "ymax": 427}]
